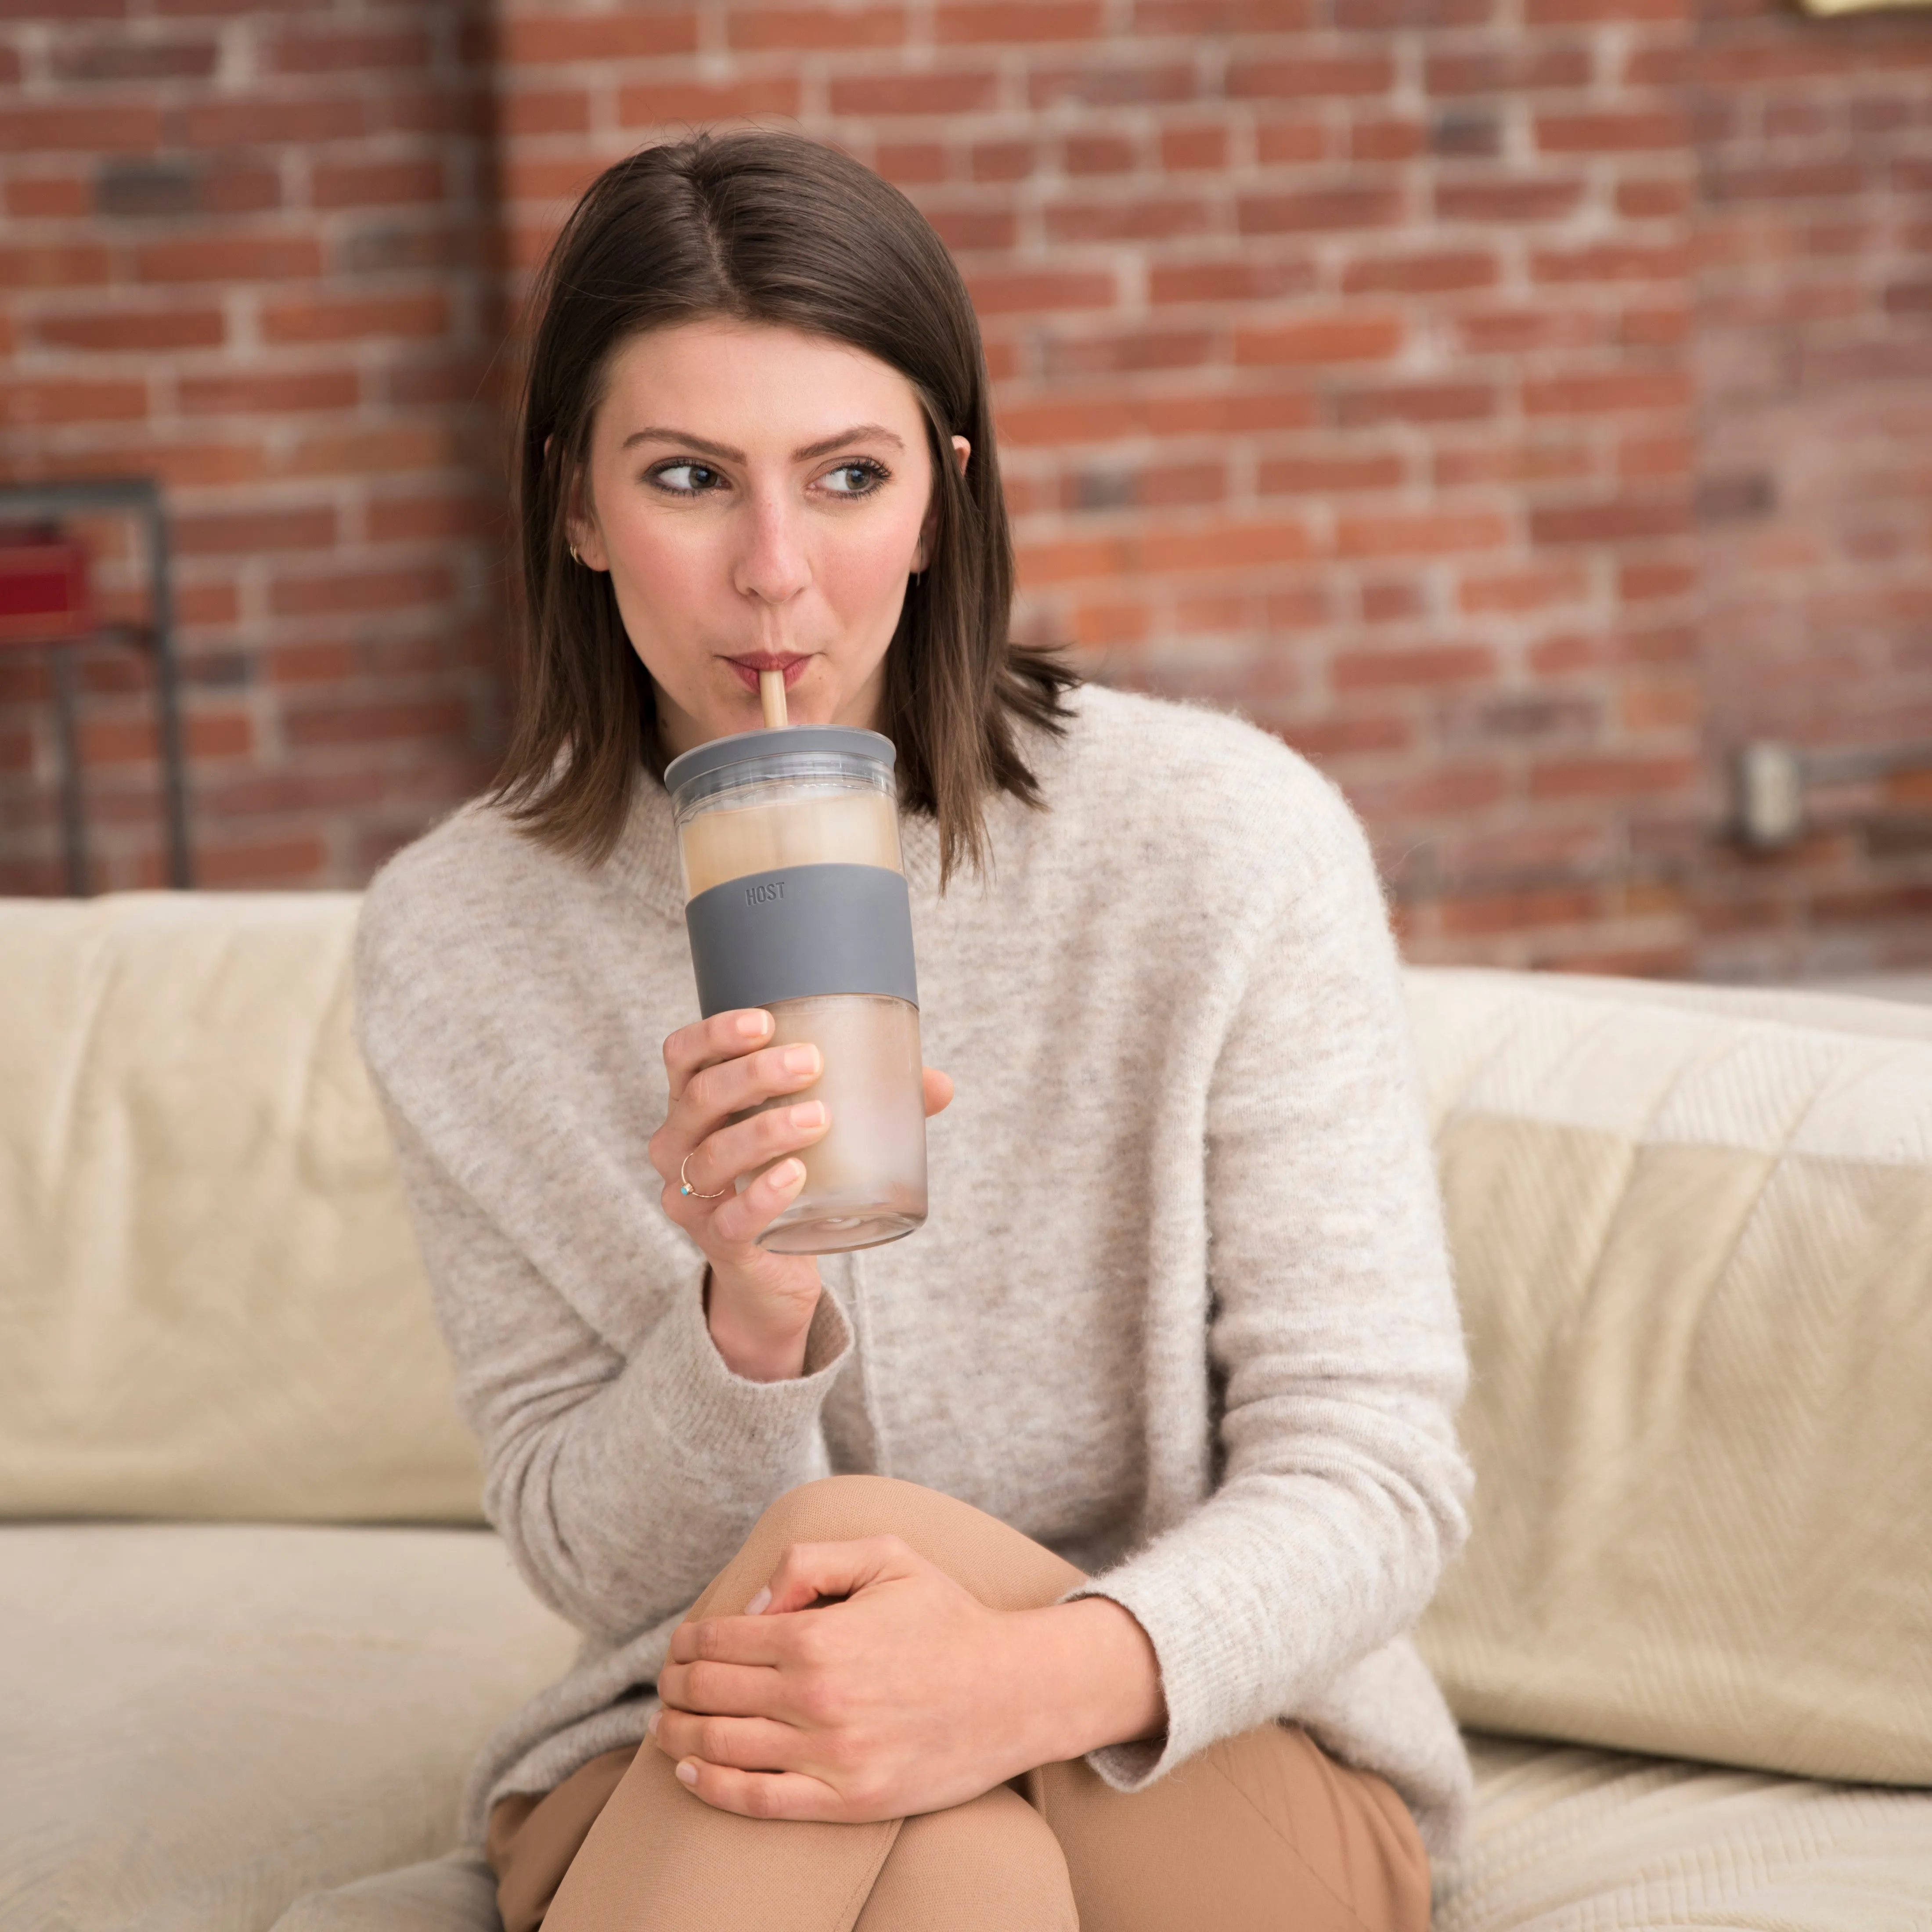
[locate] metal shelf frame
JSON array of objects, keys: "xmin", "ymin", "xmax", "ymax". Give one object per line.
[{"xmin": 0, "ymin": 477, "xmax": 192, "ymax": 892}]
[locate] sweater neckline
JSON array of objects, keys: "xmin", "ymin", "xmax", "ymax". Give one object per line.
[{"xmin": 603, "ymin": 771, "xmax": 945, "ymax": 920}]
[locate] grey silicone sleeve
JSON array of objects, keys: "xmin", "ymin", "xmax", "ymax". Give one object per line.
[{"xmin": 684, "ymin": 863, "xmax": 919, "ymax": 1016}]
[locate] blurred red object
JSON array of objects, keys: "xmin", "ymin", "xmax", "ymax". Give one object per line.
[{"xmin": 0, "ymin": 527, "xmax": 93, "ymax": 647}]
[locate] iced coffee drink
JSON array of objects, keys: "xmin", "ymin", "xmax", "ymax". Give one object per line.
[{"xmin": 665, "ymin": 726, "xmax": 926, "ymax": 1254}]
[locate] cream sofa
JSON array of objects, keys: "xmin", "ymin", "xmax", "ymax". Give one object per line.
[{"xmin": 3, "ymin": 891, "xmax": 1929, "ymax": 1932}]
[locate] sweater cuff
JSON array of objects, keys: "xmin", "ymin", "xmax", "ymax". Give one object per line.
[
  {"xmin": 627, "ymin": 1271, "xmax": 854, "ymax": 1492},
  {"xmin": 1062, "ymin": 1566, "xmax": 1245, "ymax": 1792}
]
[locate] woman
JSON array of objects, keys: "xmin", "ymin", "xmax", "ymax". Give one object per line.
[{"xmin": 356, "ymin": 131, "xmax": 1473, "ymax": 1932}]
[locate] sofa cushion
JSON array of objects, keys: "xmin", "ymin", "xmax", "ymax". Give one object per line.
[
  {"xmin": 1439, "ymin": 1733, "xmax": 1932, "ymax": 1932},
  {"xmin": 272, "ymin": 1853, "xmax": 499, "ymax": 1932},
  {"xmin": 0, "ymin": 1522, "xmax": 576, "ymax": 1932},
  {"xmin": 1406, "ymin": 967, "xmax": 1932, "ymax": 1788},
  {"xmin": 0, "ymin": 891, "xmax": 482, "ymax": 1522}
]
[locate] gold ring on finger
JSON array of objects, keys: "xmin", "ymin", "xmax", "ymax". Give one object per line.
[{"xmin": 679, "ymin": 1152, "xmax": 728, "ymax": 1200}]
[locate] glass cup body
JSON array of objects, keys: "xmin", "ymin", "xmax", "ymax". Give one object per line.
[{"xmin": 671, "ymin": 740, "xmax": 926, "ymax": 1254}]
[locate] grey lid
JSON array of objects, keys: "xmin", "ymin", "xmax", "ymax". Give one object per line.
[{"xmin": 663, "ymin": 725, "xmax": 898, "ymax": 796}]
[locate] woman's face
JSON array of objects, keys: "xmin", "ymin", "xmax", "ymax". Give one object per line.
[{"xmin": 570, "ymin": 319, "xmax": 970, "ymax": 761}]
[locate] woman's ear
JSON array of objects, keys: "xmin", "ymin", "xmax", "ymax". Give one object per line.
[
  {"xmin": 912, "ymin": 437, "xmax": 972, "ymax": 575},
  {"xmin": 563, "ymin": 465, "xmax": 609, "ymax": 573}
]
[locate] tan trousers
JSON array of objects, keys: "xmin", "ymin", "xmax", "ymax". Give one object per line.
[{"xmin": 487, "ymin": 1477, "xmax": 1431, "ymax": 1932}]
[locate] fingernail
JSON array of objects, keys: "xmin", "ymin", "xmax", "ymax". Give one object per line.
[
  {"xmin": 789, "ymin": 1101, "xmax": 825, "ymax": 1129},
  {"xmin": 646, "ymin": 1709, "xmax": 660, "ymax": 1737},
  {"xmin": 737, "ymin": 1012, "xmax": 770, "ymax": 1039},
  {"xmin": 745, "ymin": 1586, "xmax": 771, "ymax": 1616},
  {"xmin": 675, "ymin": 1761, "xmax": 699, "ymax": 1786},
  {"xmin": 768, "ymin": 1159, "xmax": 804, "ymax": 1191},
  {"xmin": 782, "ymin": 1045, "xmax": 819, "ymax": 1076}
]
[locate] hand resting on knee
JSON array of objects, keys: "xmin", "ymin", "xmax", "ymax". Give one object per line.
[{"xmin": 649, "ymin": 1532, "xmax": 1164, "ymax": 1823}]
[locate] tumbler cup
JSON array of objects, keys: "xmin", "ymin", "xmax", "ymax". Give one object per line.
[{"xmin": 664, "ymin": 725, "xmax": 926, "ymax": 1254}]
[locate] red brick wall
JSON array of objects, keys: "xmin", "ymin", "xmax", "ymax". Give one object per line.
[
  {"xmin": 0, "ymin": 0, "xmax": 504, "ymax": 891},
  {"xmin": 1692, "ymin": 0, "xmax": 1932, "ymax": 978},
  {"xmin": 3, "ymin": 0, "xmax": 1928, "ymax": 980},
  {"xmin": 496, "ymin": 0, "xmax": 1710, "ymax": 973}
]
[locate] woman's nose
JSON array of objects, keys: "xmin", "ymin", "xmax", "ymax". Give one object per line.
[{"xmin": 732, "ymin": 494, "xmax": 811, "ymax": 606}]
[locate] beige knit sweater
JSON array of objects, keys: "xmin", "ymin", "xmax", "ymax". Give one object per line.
[{"xmin": 354, "ymin": 682, "xmax": 1475, "ymax": 1858}]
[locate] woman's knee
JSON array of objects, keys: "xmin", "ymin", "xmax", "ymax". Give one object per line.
[
  {"xmin": 685, "ymin": 1478, "xmax": 953, "ymax": 1622},
  {"xmin": 745, "ymin": 1478, "xmax": 1084, "ymax": 1613},
  {"xmin": 753, "ymin": 1475, "xmax": 922, "ymax": 1546}
]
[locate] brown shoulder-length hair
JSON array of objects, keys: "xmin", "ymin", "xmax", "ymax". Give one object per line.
[{"xmin": 490, "ymin": 130, "xmax": 1078, "ymax": 887}]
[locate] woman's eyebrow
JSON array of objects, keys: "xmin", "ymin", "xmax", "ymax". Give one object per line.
[
  {"xmin": 619, "ymin": 425, "xmax": 907, "ymax": 461},
  {"xmin": 793, "ymin": 425, "xmax": 906, "ymax": 461},
  {"xmin": 620, "ymin": 427, "xmax": 746, "ymax": 459}
]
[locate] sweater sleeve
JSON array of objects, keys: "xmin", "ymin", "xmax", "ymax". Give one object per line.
[
  {"xmin": 352, "ymin": 869, "xmax": 855, "ymax": 1646},
  {"xmin": 375, "ymin": 1098, "xmax": 853, "ymax": 1641},
  {"xmin": 1072, "ymin": 793, "xmax": 1472, "ymax": 1788}
]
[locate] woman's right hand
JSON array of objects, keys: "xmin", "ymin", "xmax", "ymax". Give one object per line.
[{"xmin": 649, "ymin": 1008, "xmax": 833, "ymax": 1383}]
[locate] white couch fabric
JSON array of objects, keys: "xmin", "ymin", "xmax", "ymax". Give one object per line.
[
  {"xmin": 5, "ymin": 1520, "xmax": 1923, "ymax": 1932},
  {"xmin": 1442, "ymin": 1735, "xmax": 1932, "ymax": 1932},
  {"xmin": 0, "ymin": 1523, "xmax": 575, "ymax": 1932},
  {"xmin": 1406, "ymin": 966, "xmax": 1932, "ymax": 1790},
  {"xmin": 0, "ymin": 894, "xmax": 482, "ymax": 1524},
  {"xmin": 2, "ymin": 896, "xmax": 1928, "ymax": 1932}
]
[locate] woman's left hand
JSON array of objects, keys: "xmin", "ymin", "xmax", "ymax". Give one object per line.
[{"xmin": 649, "ymin": 1537, "xmax": 1164, "ymax": 1822}]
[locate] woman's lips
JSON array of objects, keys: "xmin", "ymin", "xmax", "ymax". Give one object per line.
[{"xmin": 727, "ymin": 656, "xmax": 810, "ymax": 692}]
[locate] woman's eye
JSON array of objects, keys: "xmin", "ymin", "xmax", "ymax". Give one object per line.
[
  {"xmin": 653, "ymin": 462, "xmax": 723, "ymax": 494},
  {"xmin": 822, "ymin": 461, "xmax": 885, "ymax": 496}
]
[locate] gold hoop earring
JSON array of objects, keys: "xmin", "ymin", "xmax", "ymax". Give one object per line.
[{"xmin": 568, "ymin": 544, "xmax": 582, "ymax": 566}]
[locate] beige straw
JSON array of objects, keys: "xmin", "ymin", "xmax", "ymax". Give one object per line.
[{"xmin": 759, "ymin": 668, "xmax": 789, "ymax": 729}]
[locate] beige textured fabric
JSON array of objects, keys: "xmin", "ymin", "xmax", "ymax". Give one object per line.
[
  {"xmin": 274, "ymin": 1853, "xmax": 500, "ymax": 1932},
  {"xmin": 0, "ymin": 1523, "xmax": 577, "ymax": 1932},
  {"xmin": 1406, "ymin": 968, "xmax": 1932, "ymax": 1787},
  {"xmin": 0, "ymin": 891, "xmax": 483, "ymax": 1522},
  {"xmin": 1416, "ymin": 961, "xmax": 1932, "ymax": 1046},
  {"xmin": 1438, "ymin": 1734, "xmax": 1932, "ymax": 1931}
]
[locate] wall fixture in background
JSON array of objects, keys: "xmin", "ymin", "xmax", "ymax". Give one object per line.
[
  {"xmin": 1801, "ymin": 0, "xmax": 1931, "ymax": 14},
  {"xmin": 1734, "ymin": 739, "xmax": 1932, "ymax": 851}
]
